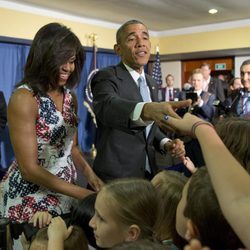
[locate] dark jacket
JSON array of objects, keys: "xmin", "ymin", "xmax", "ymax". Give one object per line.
[{"xmin": 91, "ymin": 63, "xmax": 166, "ymax": 181}]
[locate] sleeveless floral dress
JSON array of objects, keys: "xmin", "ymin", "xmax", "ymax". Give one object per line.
[{"xmin": 0, "ymin": 85, "xmax": 78, "ymax": 223}]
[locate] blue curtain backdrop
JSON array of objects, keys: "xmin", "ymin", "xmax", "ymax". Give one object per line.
[{"xmin": 0, "ymin": 41, "xmax": 120, "ymax": 169}]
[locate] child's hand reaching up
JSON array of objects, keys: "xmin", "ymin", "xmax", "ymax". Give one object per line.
[
  {"xmin": 47, "ymin": 216, "xmax": 73, "ymax": 250},
  {"xmin": 30, "ymin": 211, "xmax": 52, "ymax": 228},
  {"xmin": 183, "ymin": 156, "xmax": 197, "ymax": 174}
]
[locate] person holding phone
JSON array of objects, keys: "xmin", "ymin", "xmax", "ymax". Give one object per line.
[{"xmin": 189, "ymin": 68, "xmax": 216, "ymax": 122}]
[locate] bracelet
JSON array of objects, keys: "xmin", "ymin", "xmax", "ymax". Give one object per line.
[{"xmin": 191, "ymin": 121, "xmax": 214, "ymax": 137}]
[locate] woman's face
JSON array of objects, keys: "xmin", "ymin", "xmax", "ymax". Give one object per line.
[
  {"xmin": 58, "ymin": 55, "xmax": 76, "ymax": 86},
  {"xmin": 89, "ymin": 189, "xmax": 130, "ymax": 248}
]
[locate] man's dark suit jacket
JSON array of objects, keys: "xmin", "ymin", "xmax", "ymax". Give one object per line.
[
  {"xmin": 0, "ymin": 91, "xmax": 7, "ymax": 135},
  {"xmin": 91, "ymin": 63, "xmax": 166, "ymax": 181},
  {"xmin": 208, "ymin": 77, "xmax": 225, "ymax": 103},
  {"xmin": 227, "ymin": 88, "xmax": 248, "ymax": 117},
  {"xmin": 191, "ymin": 91, "xmax": 216, "ymax": 121},
  {"xmin": 161, "ymin": 87, "xmax": 181, "ymax": 101}
]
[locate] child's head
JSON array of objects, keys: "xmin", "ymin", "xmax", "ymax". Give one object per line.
[
  {"xmin": 70, "ymin": 193, "xmax": 97, "ymax": 248},
  {"xmin": 29, "ymin": 225, "xmax": 88, "ymax": 250},
  {"xmin": 89, "ymin": 178, "xmax": 159, "ymax": 248},
  {"xmin": 215, "ymin": 117, "xmax": 250, "ymax": 172},
  {"xmin": 151, "ymin": 170, "xmax": 187, "ymax": 243},
  {"xmin": 177, "ymin": 167, "xmax": 244, "ymax": 249}
]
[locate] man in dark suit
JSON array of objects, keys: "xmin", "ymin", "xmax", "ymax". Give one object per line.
[
  {"xmin": 0, "ymin": 91, "xmax": 7, "ymax": 135},
  {"xmin": 201, "ymin": 62, "xmax": 225, "ymax": 103},
  {"xmin": 189, "ymin": 69, "xmax": 216, "ymax": 122},
  {"xmin": 227, "ymin": 59, "xmax": 250, "ymax": 119},
  {"xmin": 161, "ymin": 74, "xmax": 181, "ymax": 101},
  {"xmin": 0, "ymin": 91, "xmax": 7, "ymax": 178},
  {"xmin": 91, "ymin": 20, "xmax": 189, "ymax": 182}
]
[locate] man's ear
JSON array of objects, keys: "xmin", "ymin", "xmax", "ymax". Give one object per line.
[
  {"xmin": 125, "ymin": 224, "xmax": 141, "ymax": 242},
  {"xmin": 185, "ymin": 219, "xmax": 200, "ymax": 241},
  {"xmin": 114, "ymin": 44, "xmax": 121, "ymax": 56}
]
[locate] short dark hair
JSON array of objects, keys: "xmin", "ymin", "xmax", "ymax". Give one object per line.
[
  {"xmin": 18, "ymin": 22, "xmax": 84, "ymax": 95},
  {"xmin": 70, "ymin": 193, "xmax": 97, "ymax": 248},
  {"xmin": 240, "ymin": 59, "xmax": 250, "ymax": 71},
  {"xmin": 200, "ymin": 62, "xmax": 211, "ymax": 69},
  {"xmin": 184, "ymin": 167, "xmax": 244, "ymax": 249},
  {"xmin": 116, "ymin": 20, "xmax": 146, "ymax": 44}
]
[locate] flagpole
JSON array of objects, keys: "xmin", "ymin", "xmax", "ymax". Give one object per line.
[
  {"xmin": 89, "ymin": 33, "xmax": 98, "ymax": 70},
  {"xmin": 156, "ymin": 45, "xmax": 159, "ymax": 53}
]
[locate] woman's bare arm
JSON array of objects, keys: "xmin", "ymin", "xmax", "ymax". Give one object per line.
[{"xmin": 8, "ymin": 89, "xmax": 92, "ymax": 199}]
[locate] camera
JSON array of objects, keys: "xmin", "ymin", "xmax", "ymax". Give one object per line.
[{"xmin": 186, "ymin": 92, "xmax": 198, "ymax": 104}]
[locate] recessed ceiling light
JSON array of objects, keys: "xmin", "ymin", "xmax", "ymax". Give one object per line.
[{"xmin": 208, "ymin": 9, "xmax": 218, "ymax": 14}]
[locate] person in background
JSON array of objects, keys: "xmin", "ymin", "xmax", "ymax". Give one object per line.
[
  {"xmin": 217, "ymin": 74, "xmax": 229, "ymax": 98},
  {"xmin": 161, "ymin": 74, "xmax": 181, "ymax": 101},
  {"xmin": 228, "ymin": 77, "xmax": 243, "ymax": 94},
  {"xmin": 0, "ymin": 90, "xmax": 7, "ymax": 179},
  {"xmin": 189, "ymin": 68, "xmax": 215, "ymax": 122},
  {"xmin": 0, "ymin": 22, "xmax": 103, "ymax": 224},
  {"xmin": 200, "ymin": 62, "xmax": 225, "ymax": 104},
  {"xmin": 227, "ymin": 59, "xmax": 250, "ymax": 119},
  {"xmin": 91, "ymin": 19, "xmax": 189, "ymax": 182},
  {"xmin": 0, "ymin": 90, "xmax": 7, "ymax": 136}
]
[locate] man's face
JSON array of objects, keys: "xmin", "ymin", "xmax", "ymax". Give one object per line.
[
  {"xmin": 191, "ymin": 73, "xmax": 203, "ymax": 91},
  {"xmin": 201, "ymin": 65, "xmax": 211, "ymax": 80},
  {"xmin": 241, "ymin": 64, "xmax": 250, "ymax": 91},
  {"xmin": 114, "ymin": 23, "xmax": 151, "ymax": 73},
  {"xmin": 166, "ymin": 76, "xmax": 174, "ymax": 87}
]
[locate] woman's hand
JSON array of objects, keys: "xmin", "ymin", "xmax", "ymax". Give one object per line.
[
  {"xmin": 85, "ymin": 167, "xmax": 104, "ymax": 191},
  {"xmin": 163, "ymin": 113, "xmax": 204, "ymax": 137}
]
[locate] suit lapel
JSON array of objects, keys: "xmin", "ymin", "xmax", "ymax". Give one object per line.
[{"xmin": 115, "ymin": 63, "xmax": 158, "ymax": 102}]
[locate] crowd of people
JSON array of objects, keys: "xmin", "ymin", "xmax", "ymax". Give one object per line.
[{"xmin": 0, "ymin": 19, "xmax": 249, "ymax": 250}]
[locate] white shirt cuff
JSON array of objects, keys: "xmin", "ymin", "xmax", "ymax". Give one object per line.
[
  {"xmin": 131, "ymin": 102, "xmax": 153, "ymax": 125},
  {"xmin": 198, "ymin": 99, "xmax": 204, "ymax": 107},
  {"xmin": 160, "ymin": 138, "xmax": 172, "ymax": 151}
]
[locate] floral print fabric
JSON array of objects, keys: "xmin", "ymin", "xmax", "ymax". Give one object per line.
[{"xmin": 0, "ymin": 85, "xmax": 77, "ymax": 223}]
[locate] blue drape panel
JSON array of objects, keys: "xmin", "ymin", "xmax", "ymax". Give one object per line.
[
  {"xmin": 0, "ymin": 43, "xmax": 30, "ymax": 168},
  {"xmin": 0, "ymin": 42, "xmax": 120, "ymax": 168},
  {"xmin": 76, "ymin": 51, "xmax": 120, "ymax": 152}
]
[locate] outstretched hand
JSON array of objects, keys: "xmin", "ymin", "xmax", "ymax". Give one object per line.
[
  {"xmin": 160, "ymin": 112, "xmax": 204, "ymax": 136},
  {"xmin": 164, "ymin": 138, "xmax": 185, "ymax": 158},
  {"xmin": 141, "ymin": 100, "xmax": 192, "ymax": 133}
]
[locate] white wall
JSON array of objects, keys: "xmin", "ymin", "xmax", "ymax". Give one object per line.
[
  {"xmin": 235, "ymin": 56, "xmax": 250, "ymax": 77},
  {"xmin": 161, "ymin": 61, "xmax": 182, "ymax": 88}
]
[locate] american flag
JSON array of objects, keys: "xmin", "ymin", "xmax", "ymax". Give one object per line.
[{"xmin": 152, "ymin": 50, "xmax": 162, "ymax": 86}]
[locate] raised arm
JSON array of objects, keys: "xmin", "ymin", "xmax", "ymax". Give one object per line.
[
  {"xmin": 164, "ymin": 113, "xmax": 250, "ymax": 248},
  {"xmin": 8, "ymin": 89, "xmax": 92, "ymax": 200}
]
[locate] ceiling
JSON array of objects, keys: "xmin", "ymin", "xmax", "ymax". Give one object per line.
[{"xmin": 4, "ymin": 0, "xmax": 250, "ymax": 32}]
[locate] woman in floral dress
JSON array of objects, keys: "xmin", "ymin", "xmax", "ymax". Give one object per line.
[{"xmin": 0, "ymin": 22, "xmax": 103, "ymax": 223}]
